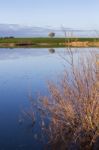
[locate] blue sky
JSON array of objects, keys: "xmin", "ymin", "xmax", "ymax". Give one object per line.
[{"xmin": 0, "ymin": 0, "xmax": 98, "ymax": 29}]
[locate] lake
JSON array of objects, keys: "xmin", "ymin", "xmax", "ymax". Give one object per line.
[{"xmin": 0, "ymin": 48, "xmax": 98, "ymax": 150}]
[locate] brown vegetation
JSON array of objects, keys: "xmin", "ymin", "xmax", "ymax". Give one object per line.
[
  {"xmin": 28, "ymin": 49, "xmax": 99, "ymax": 149},
  {"xmin": 64, "ymin": 41, "xmax": 99, "ymax": 47}
]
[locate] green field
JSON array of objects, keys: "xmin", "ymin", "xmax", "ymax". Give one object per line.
[{"xmin": 0, "ymin": 37, "xmax": 99, "ymax": 43}]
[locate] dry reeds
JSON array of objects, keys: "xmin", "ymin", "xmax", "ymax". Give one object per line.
[{"xmin": 29, "ymin": 48, "xmax": 99, "ymax": 149}]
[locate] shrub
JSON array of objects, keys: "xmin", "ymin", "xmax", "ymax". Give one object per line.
[{"xmin": 28, "ymin": 49, "xmax": 99, "ymax": 149}]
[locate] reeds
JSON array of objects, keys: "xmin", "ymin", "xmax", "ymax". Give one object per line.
[{"xmin": 28, "ymin": 47, "xmax": 99, "ymax": 149}]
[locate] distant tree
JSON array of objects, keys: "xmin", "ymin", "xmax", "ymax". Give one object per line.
[
  {"xmin": 4, "ymin": 36, "xmax": 14, "ymax": 39},
  {"xmin": 9, "ymin": 36, "xmax": 14, "ymax": 39},
  {"xmin": 48, "ymin": 32, "xmax": 55, "ymax": 38}
]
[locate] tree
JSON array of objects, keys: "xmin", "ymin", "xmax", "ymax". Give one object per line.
[{"xmin": 48, "ymin": 32, "xmax": 55, "ymax": 38}]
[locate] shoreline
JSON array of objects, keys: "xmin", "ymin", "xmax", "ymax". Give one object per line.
[{"xmin": 0, "ymin": 37, "xmax": 99, "ymax": 48}]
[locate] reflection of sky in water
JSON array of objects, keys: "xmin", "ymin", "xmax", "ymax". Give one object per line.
[
  {"xmin": 0, "ymin": 48, "xmax": 50, "ymax": 60},
  {"xmin": 0, "ymin": 48, "xmax": 98, "ymax": 149},
  {"xmin": 0, "ymin": 47, "xmax": 97, "ymax": 60}
]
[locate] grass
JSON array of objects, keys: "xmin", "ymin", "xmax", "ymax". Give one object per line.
[
  {"xmin": 0, "ymin": 37, "xmax": 65, "ymax": 43},
  {"xmin": 27, "ymin": 48, "xmax": 99, "ymax": 149},
  {"xmin": 0, "ymin": 37, "xmax": 99, "ymax": 43},
  {"xmin": 0, "ymin": 37, "xmax": 99, "ymax": 48}
]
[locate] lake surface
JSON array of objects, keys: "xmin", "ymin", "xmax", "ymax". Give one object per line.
[{"xmin": 0, "ymin": 48, "xmax": 98, "ymax": 150}]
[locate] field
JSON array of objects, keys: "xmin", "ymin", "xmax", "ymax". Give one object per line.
[{"xmin": 0, "ymin": 37, "xmax": 99, "ymax": 48}]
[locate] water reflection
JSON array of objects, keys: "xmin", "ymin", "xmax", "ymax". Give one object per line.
[
  {"xmin": 0, "ymin": 48, "xmax": 98, "ymax": 149},
  {"xmin": 48, "ymin": 48, "xmax": 55, "ymax": 53},
  {"xmin": 0, "ymin": 48, "xmax": 65, "ymax": 150}
]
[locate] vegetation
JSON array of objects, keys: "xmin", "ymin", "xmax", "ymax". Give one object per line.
[
  {"xmin": 0, "ymin": 37, "xmax": 99, "ymax": 48},
  {"xmin": 0, "ymin": 37, "xmax": 99, "ymax": 43},
  {"xmin": 28, "ymin": 49, "xmax": 99, "ymax": 149}
]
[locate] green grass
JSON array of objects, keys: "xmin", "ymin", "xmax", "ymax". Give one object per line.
[
  {"xmin": 0, "ymin": 37, "xmax": 99, "ymax": 43},
  {"xmin": 0, "ymin": 37, "xmax": 65, "ymax": 43}
]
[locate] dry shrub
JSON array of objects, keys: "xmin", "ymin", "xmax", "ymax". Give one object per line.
[{"xmin": 30, "ymin": 49, "xmax": 99, "ymax": 150}]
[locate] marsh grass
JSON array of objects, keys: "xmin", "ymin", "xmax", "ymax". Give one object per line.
[{"xmin": 27, "ymin": 47, "xmax": 99, "ymax": 149}]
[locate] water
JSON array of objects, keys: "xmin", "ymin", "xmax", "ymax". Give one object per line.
[{"xmin": 0, "ymin": 48, "xmax": 97, "ymax": 150}]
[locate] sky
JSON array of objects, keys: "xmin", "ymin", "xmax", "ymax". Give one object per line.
[{"xmin": 0, "ymin": 0, "xmax": 99, "ymax": 29}]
